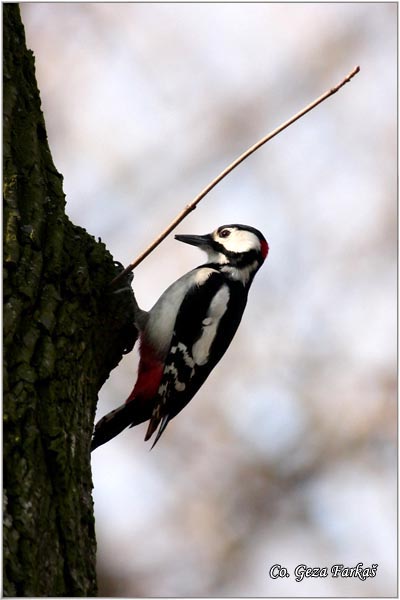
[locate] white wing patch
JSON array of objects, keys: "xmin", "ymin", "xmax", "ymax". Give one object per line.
[
  {"xmin": 194, "ymin": 268, "xmax": 218, "ymax": 286},
  {"xmin": 145, "ymin": 267, "xmax": 219, "ymax": 358},
  {"xmin": 192, "ymin": 285, "xmax": 230, "ymax": 366}
]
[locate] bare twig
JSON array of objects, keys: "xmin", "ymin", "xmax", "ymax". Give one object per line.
[{"xmin": 111, "ymin": 65, "xmax": 360, "ymax": 286}]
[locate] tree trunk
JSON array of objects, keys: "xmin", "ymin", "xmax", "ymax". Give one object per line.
[{"xmin": 3, "ymin": 5, "xmax": 137, "ymax": 596}]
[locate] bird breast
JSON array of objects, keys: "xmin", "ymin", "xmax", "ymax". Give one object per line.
[{"xmin": 143, "ymin": 267, "xmax": 218, "ymax": 359}]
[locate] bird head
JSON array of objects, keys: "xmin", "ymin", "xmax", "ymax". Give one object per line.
[{"xmin": 175, "ymin": 224, "xmax": 268, "ymax": 281}]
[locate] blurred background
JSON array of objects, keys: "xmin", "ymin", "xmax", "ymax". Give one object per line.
[{"xmin": 22, "ymin": 3, "xmax": 396, "ymax": 597}]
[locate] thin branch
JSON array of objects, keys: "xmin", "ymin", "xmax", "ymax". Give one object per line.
[{"xmin": 111, "ymin": 65, "xmax": 360, "ymax": 286}]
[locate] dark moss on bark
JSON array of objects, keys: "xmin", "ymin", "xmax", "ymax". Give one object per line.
[{"xmin": 3, "ymin": 5, "xmax": 137, "ymax": 596}]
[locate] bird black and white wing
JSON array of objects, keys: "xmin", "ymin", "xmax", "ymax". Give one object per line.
[{"xmin": 145, "ymin": 268, "xmax": 247, "ymax": 446}]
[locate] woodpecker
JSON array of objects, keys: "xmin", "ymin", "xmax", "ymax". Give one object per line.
[{"xmin": 91, "ymin": 223, "xmax": 268, "ymax": 451}]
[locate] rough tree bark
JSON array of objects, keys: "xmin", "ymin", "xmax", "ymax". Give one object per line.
[{"xmin": 3, "ymin": 5, "xmax": 137, "ymax": 596}]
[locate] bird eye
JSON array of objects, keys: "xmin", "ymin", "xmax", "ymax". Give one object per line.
[{"xmin": 219, "ymin": 229, "xmax": 231, "ymax": 238}]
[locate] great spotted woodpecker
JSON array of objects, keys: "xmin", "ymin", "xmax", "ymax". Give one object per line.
[{"xmin": 91, "ymin": 224, "xmax": 268, "ymax": 451}]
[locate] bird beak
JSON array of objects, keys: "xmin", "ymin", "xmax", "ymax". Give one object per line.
[{"xmin": 175, "ymin": 233, "xmax": 211, "ymax": 248}]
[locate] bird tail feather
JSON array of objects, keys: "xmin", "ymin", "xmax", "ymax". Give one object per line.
[{"xmin": 91, "ymin": 402, "xmax": 148, "ymax": 451}]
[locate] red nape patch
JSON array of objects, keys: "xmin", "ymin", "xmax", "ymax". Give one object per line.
[
  {"xmin": 261, "ymin": 239, "xmax": 269, "ymax": 261},
  {"xmin": 125, "ymin": 338, "xmax": 164, "ymax": 403}
]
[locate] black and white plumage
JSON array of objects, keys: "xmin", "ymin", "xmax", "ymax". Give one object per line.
[{"xmin": 91, "ymin": 224, "xmax": 268, "ymax": 451}]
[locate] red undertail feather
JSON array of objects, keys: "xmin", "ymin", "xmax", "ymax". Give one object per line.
[
  {"xmin": 91, "ymin": 336, "xmax": 164, "ymax": 451},
  {"xmin": 126, "ymin": 337, "xmax": 164, "ymax": 405}
]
